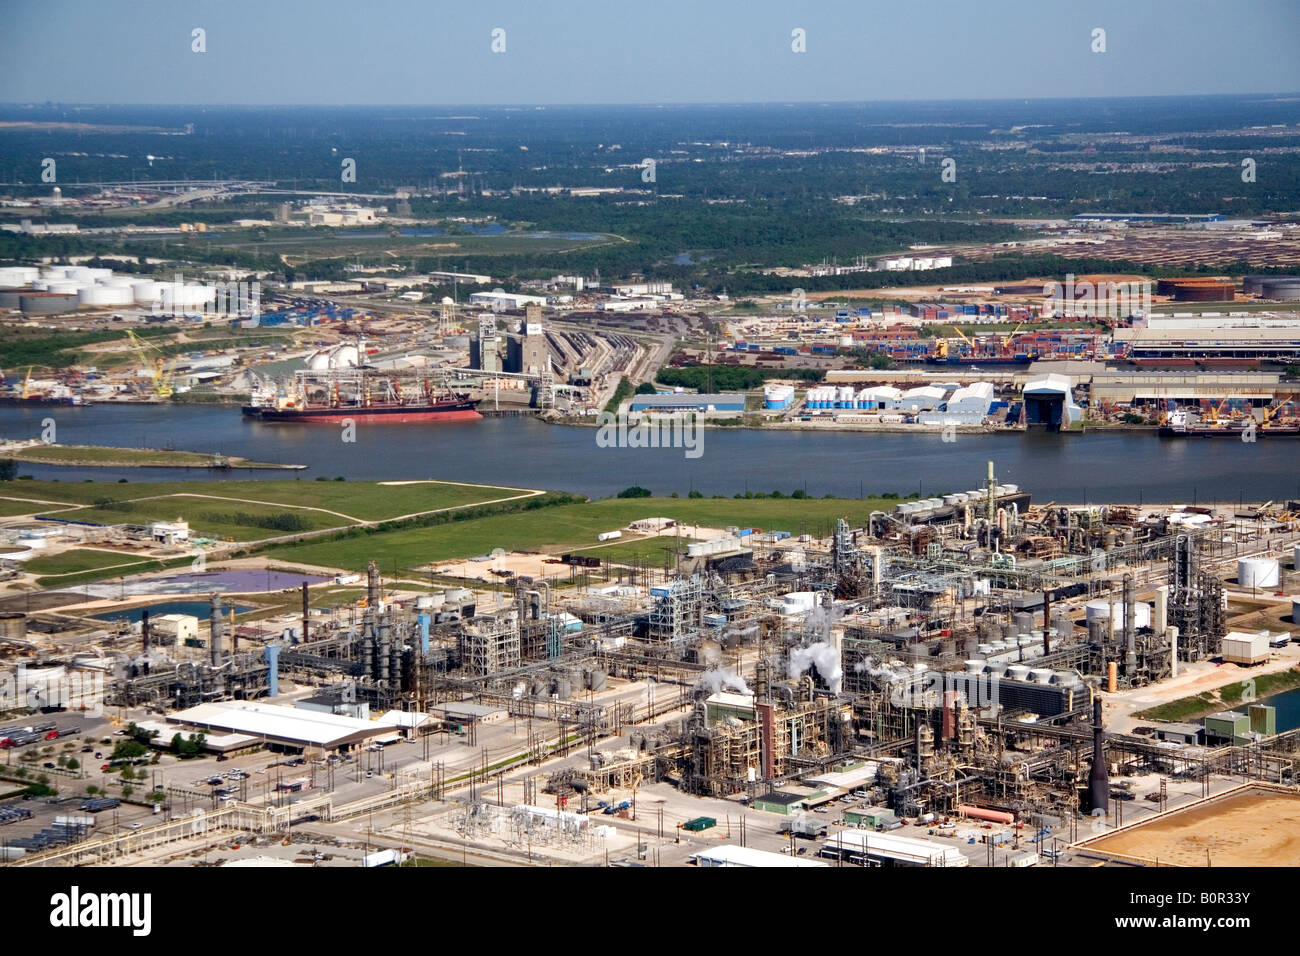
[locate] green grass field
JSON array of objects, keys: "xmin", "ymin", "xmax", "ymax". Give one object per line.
[
  {"xmin": 269, "ymin": 496, "xmax": 887, "ymax": 573},
  {"xmin": 24, "ymin": 548, "xmax": 160, "ymax": 578},
  {"xmin": 0, "ymin": 495, "xmax": 71, "ymax": 517},
  {"xmin": 10, "ymin": 445, "xmax": 288, "ymax": 468},
  {"xmin": 0, "ymin": 479, "xmax": 535, "ymax": 543},
  {"xmin": 9, "ymin": 478, "xmax": 530, "ymax": 522},
  {"xmin": 50, "ymin": 498, "xmax": 354, "ymax": 542}
]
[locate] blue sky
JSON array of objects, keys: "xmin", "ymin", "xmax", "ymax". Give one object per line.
[{"xmin": 2, "ymin": 0, "xmax": 1298, "ymax": 105}]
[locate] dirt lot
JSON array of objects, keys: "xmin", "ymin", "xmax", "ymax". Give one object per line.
[{"xmin": 1089, "ymin": 789, "xmax": 1300, "ymax": 866}]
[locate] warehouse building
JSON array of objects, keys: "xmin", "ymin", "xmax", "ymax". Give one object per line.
[
  {"xmin": 628, "ymin": 392, "xmax": 745, "ymax": 415},
  {"xmin": 1022, "ymin": 374, "xmax": 1082, "ymax": 429},
  {"xmin": 168, "ymin": 700, "xmax": 390, "ymax": 751},
  {"xmin": 820, "ymin": 829, "xmax": 969, "ymax": 866},
  {"xmin": 690, "ymin": 845, "xmax": 828, "ymax": 867}
]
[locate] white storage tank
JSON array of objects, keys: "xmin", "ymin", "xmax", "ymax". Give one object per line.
[
  {"xmin": 0, "ymin": 266, "xmax": 39, "ymax": 285},
  {"xmin": 1084, "ymin": 600, "xmax": 1151, "ymax": 630},
  {"xmin": 1238, "ymin": 558, "xmax": 1280, "ymax": 589},
  {"xmin": 132, "ymin": 280, "xmax": 164, "ymax": 304},
  {"xmin": 1293, "ymin": 597, "xmax": 1300, "ymax": 625},
  {"xmin": 79, "ymin": 285, "xmax": 135, "ymax": 306},
  {"xmin": 159, "ymin": 283, "xmax": 216, "ymax": 312}
]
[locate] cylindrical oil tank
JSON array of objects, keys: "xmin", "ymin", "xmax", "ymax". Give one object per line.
[
  {"xmin": 158, "ymin": 283, "xmax": 216, "ymax": 311},
  {"xmin": 1012, "ymin": 611, "xmax": 1034, "ymax": 633},
  {"xmin": 1293, "ymin": 597, "xmax": 1300, "ymax": 624},
  {"xmin": 1238, "ymin": 557, "xmax": 1280, "ymax": 589},
  {"xmin": 1260, "ymin": 279, "xmax": 1300, "ymax": 301},
  {"xmin": 20, "ymin": 292, "xmax": 78, "ymax": 314},
  {"xmin": 0, "ymin": 288, "xmax": 24, "ymax": 309},
  {"xmin": 554, "ymin": 678, "xmax": 572, "ymax": 699},
  {"xmin": 132, "ymin": 280, "xmax": 164, "ymax": 304},
  {"xmin": 0, "ymin": 612, "xmax": 26, "ymax": 640},
  {"xmin": 1242, "ymin": 275, "xmax": 1279, "ymax": 296},
  {"xmin": 1156, "ymin": 277, "xmax": 1235, "ymax": 301},
  {"xmin": 0, "ymin": 265, "xmax": 39, "ymax": 285},
  {"xmin": 78, "ymin": 285, "xmax": 135, "ymax": 307},
  {"xmin": 588, "ymin": 669, "xmax": 607, "ymax": 692},
  {"xmin": 531, "ymin": 677, "xmax": 548, "ymax": 696},
  {"xmin": 1084, "ymin": 599, "xmax": 1151, "ymax": 629}
]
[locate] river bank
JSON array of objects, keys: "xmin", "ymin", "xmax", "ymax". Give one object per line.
[{"xmin": 1, "ymin": 441, "xmax": 304, "ymax": 470}]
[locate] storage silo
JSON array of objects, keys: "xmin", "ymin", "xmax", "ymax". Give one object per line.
[
  {"xmin": 0, "ymin": 612, "xmax": 26, "ymax": 641},
  {"xmin": 132, "ymin": 280, "xmax": 164, "ymax": 305},
  {"xmin": 1260, "ymin": 279, "xmax": 1300, "ymax": 301},
  {"xmin": 79, "ymin": 285, "xmax": 135, "ymax": 307},
  {"xmin": 1238, "ymin": 557, "xmax": 1279, "ymax": 589},
  {"xmin": 1242, "ymin": 275, "xmax": 1287, "ymax": 296},
  {"xmin": 0, "ymin": 266, "xmax": 38, "ymax": 286},
  {"xmin": 1084, "ymin": 599, "xmax": 1151, "ymax": 630},
  {"xmin": 20, "ymin": 292, "xmax": 78, "ymax": 314}
]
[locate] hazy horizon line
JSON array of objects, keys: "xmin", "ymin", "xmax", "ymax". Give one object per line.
[{"xmin": 4, "ymin": 91, "xmax": 1299, "ymax": 111}]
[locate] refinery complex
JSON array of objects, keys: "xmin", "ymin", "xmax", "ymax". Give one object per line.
[
  {"xmin": 1, "ymin": 4, "xmax": 1299, "ymax": 918},
  {"xmin": 1, "ymin": 462, "xmax": 1298, "ymax": 870}
]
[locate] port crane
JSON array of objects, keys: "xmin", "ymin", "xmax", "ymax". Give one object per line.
[{"xmin": 124, "ymin": 329, "xmax": 174, "ymax": 399}]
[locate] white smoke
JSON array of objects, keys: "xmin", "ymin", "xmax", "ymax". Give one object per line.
[
  {"xmin": 853, "ymin": 655, "xmax": 893, "ymax": 677},
  {"xmin": 788, "ymin": 641, "xmax": 843, "ymax": 694},
  {"xmin": 803, "ymin": 600, "xmax": 841, "ymax": 643},
  {"xmin": 696, "ymin": 668, "xmax": 751, "ymax": 695}
]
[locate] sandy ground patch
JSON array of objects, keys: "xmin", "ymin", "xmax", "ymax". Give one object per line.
[{"xmin": 1088, "ymin": 790, "xmax": 1300, "ymax": 866}]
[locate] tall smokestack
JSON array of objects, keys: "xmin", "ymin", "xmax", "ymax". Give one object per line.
[
  {"xmin": 209, "ymin": 593, "xmax": 223, "ymax": 665},
  {"xmin": 301, "ymin": 582, "xmax": 310, "ymax": 644},
  {"xmin": 1122, "ymin": 573, "xmax": 1137, "ymax": 674},
  {"xmin": 367, "ymin": 560, "xmax": 380, "ymax": 609},
  {"xmin": 141, "ymin": 609, "xmax": 151, "ymax": 675},
  {"xmin": 1088, "ymin": 696, "xmax": 1110, "ymax": 813},
  {"xmin": 377, "ymin": 613, "xmax": 391, "ymax": 683}
]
